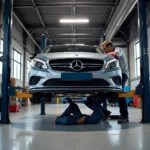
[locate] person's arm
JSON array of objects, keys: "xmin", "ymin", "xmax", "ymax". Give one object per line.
[
  {"xmin": 108, "ymin": 52, "xmax": 118, "ymax": 57},
  {"xmin": 109, "ymin": 48, "xmax": 123, "ymax": 58}
]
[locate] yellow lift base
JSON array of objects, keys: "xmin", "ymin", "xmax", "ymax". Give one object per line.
[
  {"xmin": 118, "ymin": 90, "xmax": 136, "ymax": 98},
  {"xmin": 15, "ymin": 90, "xmax": 137, "ymax": 102},
  {"xmin": 16, "ymin": 91, "xmax": 32, "ymax": 99}
]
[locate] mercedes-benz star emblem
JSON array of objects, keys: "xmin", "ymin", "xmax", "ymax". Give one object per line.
[{"xmin": 71, "ymin": 60, "xmax": 83, "ymax": 71}]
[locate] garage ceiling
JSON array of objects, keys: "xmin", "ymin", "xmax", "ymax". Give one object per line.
[{"xmin": 14, "ymin": 0, "xmax": 120, "ymax": 46}]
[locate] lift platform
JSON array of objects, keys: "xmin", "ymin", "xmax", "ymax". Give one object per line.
[
  {"xmin": 15, "ymin": 91, "xmax": 32, "ymax": 99},
  {"xmin": 118, "ymin": 90, "xmax": 136, "ymax": 98}
]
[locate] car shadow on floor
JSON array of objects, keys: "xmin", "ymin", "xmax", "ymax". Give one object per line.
[{"xmin": 11, "ymin": 114, "xmax": 141, "ymax": 132}]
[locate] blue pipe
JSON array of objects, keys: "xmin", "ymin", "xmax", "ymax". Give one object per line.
[{"xmin": 41, "ymin": 34, "xmax": 46, "ymax": 50}]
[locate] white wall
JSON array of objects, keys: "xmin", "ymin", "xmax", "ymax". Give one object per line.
[
  {"xmin": 26, "ymin": 37, "xmax": 36, "ymax": 55},
  {"xmin": 12, "ymin": 17, "xmax": 23, "ymax": 45},
  {"xmin": 24, "ymin": 52, "xmax": 32, "ymax": 86},
  {"xmin": 0, "ymin": 15, "xmax": 35, "ymax": 91},
  {"xmin": 129, "ymin": 36, "xmax": 138, "ymax": 80},
  {"xmin": 129, "ymin": 26, "xmax": 150, "ymax": 90}
]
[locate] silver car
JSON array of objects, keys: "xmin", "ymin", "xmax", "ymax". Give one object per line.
[{"xmin": 28, "ymin": 45, "xmax": 122, "ymax": 104}]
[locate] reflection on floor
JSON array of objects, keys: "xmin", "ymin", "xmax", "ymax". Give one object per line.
[{"xmin": 0, "ymin": 104, "xmax": 150, "ymax": 150}]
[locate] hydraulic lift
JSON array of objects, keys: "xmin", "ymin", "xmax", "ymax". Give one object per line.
[{"xmin": 0, "ymin": 0, "xmax": 150, "ymax": 124}]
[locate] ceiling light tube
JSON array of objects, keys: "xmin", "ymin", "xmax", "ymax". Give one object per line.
[
  {"xmin": 60, "ymin": 19, "xmax": 89, "ymax": 23},
  {"xmin": 65, "ymin": 44, "xmax": 85, "ymax": 46},
  {"xmin": 59, "ymin": 33, "xmax": 90, "ymax": 36}
]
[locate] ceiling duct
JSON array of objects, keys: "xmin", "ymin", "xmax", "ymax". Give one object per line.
[{"xmin": 105, "ymin": 0, "xmax": 137, "ymax": 40}]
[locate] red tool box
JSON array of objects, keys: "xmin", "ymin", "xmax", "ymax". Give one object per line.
[
  {"xmin": 9, "ymin": 101, "xmax": 20, "ymax": 112},
  {"xmin": 10, "ymin": 105, "xmax": 20, "ymax": 112},
  {"xmin": 133, "ymin": 95, "xmax": 139, "ymax": 107}
]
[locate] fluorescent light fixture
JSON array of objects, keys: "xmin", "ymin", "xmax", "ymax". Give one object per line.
[
  {"xmin": 59, "ymin": 33, "xmax": 90, "ymax": 36},
  {"xmin": 65, "ymin": 44, "xmax": 85, "ymax": 46},
  {"xmin": 60, "ymin": 19, "xmax": 89, "ymax": 23}
]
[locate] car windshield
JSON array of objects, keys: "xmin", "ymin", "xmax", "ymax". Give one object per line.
[{"xmin": 43, "ymin": 45, "xmax": 104, "ymax": 54}]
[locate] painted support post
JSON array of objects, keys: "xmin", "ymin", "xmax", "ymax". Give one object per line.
[
  {"xmin": 0, "ymin": 0, "xmax": 13, "ymax": 124},
  {"xmin": 40, "ymin": 96, "xmax": 46, "ymax": 115},
  {"xmin": 40, "ymin": 34, "xmax": 46, "ymax": 115},
  {"xmin": 138, "ymin": 0, "xmax": 150, "ymax": 123},
  {"xmin": 41, "ymin": 34, "xmax": 46, "ymax": 50}
]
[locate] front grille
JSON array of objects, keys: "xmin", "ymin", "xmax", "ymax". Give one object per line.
[
  {"xmin": 43, "ymin": 79, "xmax": 109, "ymax": 86},
  {"xmin": 29, "ymin": 76, "xmax": 41, "ymax": 85},
  {"xmin": 112, "ymin": 76, "xmax": 122, "ymax": 85},
  {"xmin": 49, "ymin": 59, "xmax": 104, "ymax": 72}
]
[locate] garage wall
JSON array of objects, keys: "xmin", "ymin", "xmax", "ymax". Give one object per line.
[
  {"xmin": 128, "ymin": 8, "xmax": 150, "ymax": 90},
  {"xmin": 12, "ymin": 17, "xmax": 23, "ymax": 45},
  {"xmin": 0, "ymin": 9, "xmax": 36, "ymax": 92},
  {"xmin": 26, "ymin": 37, "xmax": 36, "ymax": 55}
]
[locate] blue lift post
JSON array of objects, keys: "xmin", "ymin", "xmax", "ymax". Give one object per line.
[
  {"xmin": 0, "ymin": 0, "xmax": 13, "ymax": 124},
  {"xmin": 138, "ymin": 0, "xmax": 150, "ymax": 123},
  {"xmin": 40, "ymin": 34, "xmax": 46, "ymax": 115},
  {"xmin": 41, "ymin": 34, "xmax": 46, "ymax": 50},
  {"xmin": 40, "ymin": 96, "xmax": 46, "ymax": 115}
]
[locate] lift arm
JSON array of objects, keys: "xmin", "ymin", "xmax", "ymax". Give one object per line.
[
  {"xmin": 118, "ymin": 90, "xmax": 136, "ymax": 98},
  {"xmin": 16, "ymin": 92, "xmax": 32, "ymax": 99}
]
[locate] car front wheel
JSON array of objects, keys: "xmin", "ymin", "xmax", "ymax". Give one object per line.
[{"xmin": 30, "ymin": 93, "xmax": 42, "ymax": 104}]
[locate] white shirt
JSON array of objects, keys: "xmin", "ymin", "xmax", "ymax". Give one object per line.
[{"xmin": 114, "ymin": 47, "xmax": 129, "ymax": 77}]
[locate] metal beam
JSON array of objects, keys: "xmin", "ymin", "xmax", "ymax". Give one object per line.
[
  {"xmin": 71, "ymin": 0, "xmax": 76, "ymax": 44},
  {"xmin": 26, "ymin": 24, "xmax": 105, "ymax": 30},
  {"xmin": 20, "ymin": 14, "xmax": 110, "ymax": 17},
  {"xmin": 36, "ymin": 37, "xmax": 100, "ymax": 40},
  {"xmin": 105, "ymin": 0, "xmax": 119, "ymax": 28},
  {"xmin": 13, "ymin": 12, "xmax": 42, "ymax": 51},
  {"xmin": 14, "ymin": 2, "xmax": 118, "ymax": 8},
  {"xmin": 26, "ymin": 25, "xmax": 104, "ymax": 40},
  {"xmin": 30, "ymin": 0, "xmax": 52, "ymax": 44},
  {"xmin": 14, "ymin": 5, "xmax": 117, "ymax": 8},
  {"xmin": 104, "ymin": 0, "xmax": 137, "ymax": 40},
  {"xmin": 35, "ymin": 37, "xmax": 126, "ymax": 42},
  {"xmin": 36, "ymin": 37, "xmax": 126, "ymax": 46}
]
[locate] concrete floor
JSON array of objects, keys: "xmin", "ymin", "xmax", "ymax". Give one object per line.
[{"xmin": 0, "ymin": 104, "xmax": 150, "ymax": 150}]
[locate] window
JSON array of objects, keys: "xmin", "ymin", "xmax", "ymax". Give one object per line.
[
  {"xmin": 12, "ymin": 49, "xmax": 21, "ymax": 80},
  {"xmin": 135, "ymin": 41, "xmax": 140, "ymax": 77},
  {"xmin": 0, "ymin": 39, "xmax": 3, "ymax": 74},
  {"xmin": 26, "ymin": 60, "xmax": 31, "ymax": 82}
]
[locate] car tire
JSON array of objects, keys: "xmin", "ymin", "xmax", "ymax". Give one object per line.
[
  {"xmin": 30, "ymin": 93, "xmax": 42, "ymax": 104},
  {"xmin": 107, "ymin": 93, "xmax": 118, "ymax": 103}
]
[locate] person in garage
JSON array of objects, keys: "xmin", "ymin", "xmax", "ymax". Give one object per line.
[
  {"xmin": 55, "ymin": 97, "xmax": 104, "ymax": 125},
  {"xmin": 101, "ymin": 40, "xmax": 129, "ymax": 124}
]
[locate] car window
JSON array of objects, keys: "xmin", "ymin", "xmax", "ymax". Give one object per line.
[{"xmin": 43, "ymin": 46, "xmax": 104, "ymax": 54}]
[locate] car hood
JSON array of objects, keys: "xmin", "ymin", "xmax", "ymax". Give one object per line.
[{"xmin": 37, "ymin": 52, "xmax": 110, "ymax": 60}]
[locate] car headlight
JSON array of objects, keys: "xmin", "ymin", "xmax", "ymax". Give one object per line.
[
  {"xmin": 105, "ymin": 59, "xmax": 119, "ymax": 70},
  {"xmin": 31, "ymin": 58, "xmax": 47, "ymax": 69}
]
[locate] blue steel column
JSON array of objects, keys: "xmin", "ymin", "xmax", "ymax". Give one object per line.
[
  {"xmin": 41, "ymin": 34, "xmax": 46, "ymax": 50},
  {"xmin": 40, "ymin": 34, "xmax": 46, "ymax": 115},
  {"xmin": 0, "ymin": 0, "xmax": 13, "ymax": 124},
  {"xmin": 40, "ymin": 96, "xmax": 46, "ymax": 115},
  {"xmin": 138, "ymin": 0, "xmax": 150, "ymax": 123}
]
